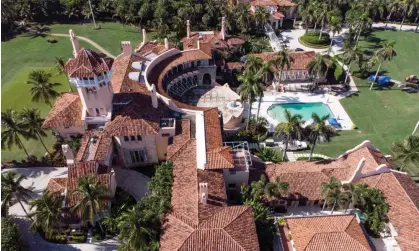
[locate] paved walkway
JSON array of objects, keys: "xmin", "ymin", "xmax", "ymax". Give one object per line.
[
  {"xmin": 372, "ymin": 22, "xmax": 418, "ymax": 32},
  {"xmin": 113, "ymin": 167, "xmax": 150, "ymax": 201},
  {"xmin": 50, "ymin": 33, "xmax": 116, "ymax": 58}
]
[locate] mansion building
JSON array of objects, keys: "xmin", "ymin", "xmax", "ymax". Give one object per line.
[{"xmin": 42, "ymin": 22, "xmax": 419, "ymax": 250}]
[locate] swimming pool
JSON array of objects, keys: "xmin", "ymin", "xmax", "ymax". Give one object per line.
[{"xmin": 267, "ymin": 102, "xmax": 333, "ymax": 122}]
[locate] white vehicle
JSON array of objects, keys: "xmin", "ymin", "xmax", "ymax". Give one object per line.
[{"xmin": 278, "ymin": 140, "xmax": 308, "ymax": 151}]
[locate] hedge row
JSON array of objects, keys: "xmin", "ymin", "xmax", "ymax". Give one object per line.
[{"xmin": 298, "ymin": 37, "xmax": 330, "ymax": 49}]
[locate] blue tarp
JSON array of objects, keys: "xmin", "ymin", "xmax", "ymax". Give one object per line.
[
  {"xmin": 328, "ymin": 117, "xmax": 340, "ymax": 127},
  {"xmin": 368, "ymin": 75, "xmax": 392, "ymax": 86}
]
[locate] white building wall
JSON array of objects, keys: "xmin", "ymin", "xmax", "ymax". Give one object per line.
[
  {"xmin": 56, "ymin": 126, "xmax": 86, "ymax": 139},
  {"xmin": 114, "ymin": 135, "xmax": 159, "ymax": 167},
  {"xmin": 223, "ymin": 169, "xmax": 249, "ymax": 190}
]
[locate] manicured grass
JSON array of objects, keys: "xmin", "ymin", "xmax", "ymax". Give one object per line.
[
  {"xmin": 312, "ymin": 30, "xmax": 419, "ymax": 174},
  {"xmin": 1, "ymin": 67, "xmax": 69, "ymax": 162}
]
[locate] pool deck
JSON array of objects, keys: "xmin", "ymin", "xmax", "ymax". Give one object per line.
[{"xmin": 253, "ymin": 91, "xmax": 354, "ymax": 132}]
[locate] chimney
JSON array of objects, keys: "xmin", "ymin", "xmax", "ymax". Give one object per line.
[
  {"xmin": 121, "ymin": 41, "xmax": 132, "ymax": 56},
  {"xmin": 220, "ymin": 17, "xmax": 226, "ymax": 40},
  {"xmin": 197, "ymin": 40, "xmax": 200, "ymax": 50},
  {"xmin": 186, "ymin": 20, "xmax": 191, "ymax": 38},
  {"xmin": 69, "ymin": 29, "xmax": 80, "ymax": 58},
  {"xmin": 142, "ymin": 29, "xmax": 148, "ymax": 45},
  {"xmin": 150, "ymin": 84, "xmax": 158, "ymax": 108},
  {"xmin": 164, "ymin": 38, "xmax": 169, "ymax": 50},
  {"xmin": 199, "ymin": 183, "xmax": 208, "ymax": 205},
  {"xmin": 62, "ymin": 144, "xmax": 75, "ymax": 165}
]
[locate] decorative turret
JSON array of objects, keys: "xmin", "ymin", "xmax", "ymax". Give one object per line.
[
  {"xmin": 187, "ymin": 20, "xmax": 191, "ymax": 38},
  {"xmin": 69, "ymin": 29, "xmax": 80, "ymax": 58},
  {"xmin": 121, "ymin": 41, "xmax": 132, "ymax": 56}
]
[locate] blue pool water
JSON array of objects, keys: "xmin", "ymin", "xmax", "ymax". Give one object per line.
[{"xmin": 267, "ymin": 102, "xmax": 333, "ymax": 122}]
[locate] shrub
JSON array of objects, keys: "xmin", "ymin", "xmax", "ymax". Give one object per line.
[
  {"xmin": 300, "ymin": 32, "xmax": 330, "ymax": 45},
  {"xmin": 47, "ymin": 37, "xmax": 57, "ymax": 43},
  {"xmin": 287, "ymin": 233, "xmax": 293, "ymax": 240},
  {"xmin": 352, "ymin": 124, "xmax": 358, "ymax": 130},
  {"xmin": 256, "ymin": 147, "xmax": 282, "ymax": 163},
  {"xmin": 334, "ymin": 63, "xmax": 344, "ymax": 81},
  {"xmin": 70, "ymin": 235, "xmax": 86, "ymax": 243},
  {"xmin": 276, "ymin": 217, "xmax": 286, "ymax": 227},
  {"xmin": 296, "ymin": 156, "xmax": 325, "ymax": 161},
  {"xmin": 1, "ymin": 217, "xmax": 29, "ymax": 251},
  {"xmin": 53, "ymin": 234, "xmax": 67, "ymax": 243}
]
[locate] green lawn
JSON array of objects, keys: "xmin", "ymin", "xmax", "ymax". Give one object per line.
[{"xmin": 312, "ymin": 30, "xmax": 419, "ymax": 173}]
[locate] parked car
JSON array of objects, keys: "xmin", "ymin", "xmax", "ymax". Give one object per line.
[
  {"xmin": 295, "ymin": 48, "xmax": 304, "ymax": 52},
  {"xmin": 278, "ymin": 140, "xmax": 308, "ymax": 151}
]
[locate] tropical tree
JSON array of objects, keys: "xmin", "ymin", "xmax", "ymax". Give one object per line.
[
  {"xmin": 253, "ymin": 6, "xmax": 270, "ymax": 30},
  {"xmin": 271, "ymin": 47, "xmax": 294, "ymax": 90},
  {"xmin": 19, "ymin": 108, "xmax": 51, "ymax": 155},
  {"xmin": 29, "ymin": 191, "xmax": 64, "ymax": 238},
  {"xmin": 327, "ymin": 10, "xmax": 343, "ymax": 52},
  {"xmin": 399, "ymin": 0, "xmax": 418, "ymax": 30},
  {"xmin": 341, "ymin": 183, "xmax": 369, "ymax": 213},
  {"xmin": 54, "ymin": 56, "xmax": 72, "ymax": 92},
  {"xmin": 345, "ymin": 7, "xmax": 372, "ymax": 49},
  {"xmin": 264, "ymin": 177, "xmax": 289, "ymax": 200},
  {"xmin": 369, "ymin": 41, "xmax": 397, "ymax": 90},
  {"xmin": 316, "ymin": 3, "xmax": 329, "ymax": 39},
  {"xmin": 306, "ymin": 54, "xmax": 332, "ymax": 88},
  {"xmin": 391, "ymin": 135, "xmax": 419, "ymax": 171},
  {"xmin": 237, "ymin": 70, "xmax": 264, "ymax": 129},
  {"xmin": 1, "ymin": 217, "xmax": 29, "ymax": 251},
  {"xmin": 1, "ymin": 171, "xmax": 33, "ymax": 218},
  {"xmin": 321, "ymin": 176, "xmax": 341, "ymax": 211},
  {"xmin": 1, "ymin": 109, "xmax": 34, "ymax": 158},
  {"xmin": 326, "ymin": 185, "xmax": 342, "ymax": 214},
  {"xmin": 342, "ymin": 46, "xmax": 363, "ymax": 84},
  {"xmin": 361, "ymin": 187, "xmax": 390, "ymax": 236},
  {"xmin": 71, "ymin": 175, "xmax": 108, "ymax": 233},
  {"xmin": 275, "ymin": 109, "xmax": 303, "ymax": 160},
  {"xmin": 234, "ymin": 3, "xmax": 253, "ymax": 34},
  {"xmin": 384, "ymin": 0, "xmax": 401, "ymax": 30},
  {"xmin": 244, "ymin": 55, "xmax": 264, "ymax": 73},
  {"xmin": 26, "ymin": 70, "xmax": 61, "ymax": 107},
  {"xmin": 117, "ymin": 204, "xmax": 159, "ymax": 251},
  {"xmin": 308, "ymin": 113, "xmax": 335, "ymax": 160}
]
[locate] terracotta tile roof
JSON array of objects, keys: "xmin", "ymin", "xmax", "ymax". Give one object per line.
[
  {"xmin": 76, "ymin": 130, "xmax": 113, "ymax": 162},
  {"xmin": 203, "ymin": 108, "xmax": 234, "ymax": 170},
  {"xmin": 167, "ymin": 120, "xmax": 191, "ymax": 159},
  {"xmin": 250, "ymin": 0, "xmax": 295, "ymax": 6},
  {"xmin": 105, "ymin": 93, "xmax": 172, "ymax": 136},
  {"xmin": 364, "ymin": 172, "xmax": 419, "ymax": 250},
  {"xmin": 272, "ymin": 11, "xmax": 285, "ymax": 19},
  {"xmin": 282, "ymin": 215, "xmax": 372, "ymax": 251},
  {"xmin": 252, "ymin": 51, "xmax": 316, "ymax": 70},
  {"xmin": 46, "ymin": 178, "xmax": 67, "ymax": 194},
  {"xmin": 181, "ymin": 32, "xmax": 245, "ymax": 52},
  {"xmin": 226, "ymin": 61, "xmax": 244, "ymax": 70},
  {"xmin": 149, "ymin": 51, "xmax": 213, "ymax": 111},
  {"xmin": 42, "ymin": 92, "xmax": 83, "ymax": 129},
  {"xmin": 110, "ymin": 53, "xmax": 150, "ymax": 94},
  {"xmin": 64, "ymin": 48, "xmax": 113, "ymax": 78},
  {"xmin": 135, "ymin": 41, "xmax": 170, "ymax": 56}
]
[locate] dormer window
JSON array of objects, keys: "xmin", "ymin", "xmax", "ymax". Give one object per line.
[
  {"xmin": 137, "ymin": 135, "xmax": 142, "ymax": 141},
  {"xmin": 130, "ymin": 135, "xmax": 136, "ymax": 141}
]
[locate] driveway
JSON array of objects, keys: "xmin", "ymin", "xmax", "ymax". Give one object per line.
[
  {"xmin": 113, "ymin": 167, "xmax": 150, "ymax": 201},
  {"xmin": 2, "ymin": 167, "xmax": 119, "ymax": 250}
]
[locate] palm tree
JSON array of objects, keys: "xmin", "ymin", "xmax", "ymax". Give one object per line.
[
  {"xmin": 71, "ymin": 175, "xmax": 108, "ymax": 233},
  {"xmin": 391, "ymin": 135, "xmax": 419, "ymax": 171},
  {"xmin": 327, "ymin": 186, "xmax": 342, "ymax": 214},
  {"xmin": 275, "ymin": 109, "xmax": 303, "ymax": 161},
  {"xmin": 327, "ymin": 11, "xmax": 343, "ymax": 53},
  {"xmin": 29, "ymin": 191, "xmax": 64, "ymax": 238},
  {"xmin": 321, "ymin": 176, "xmax": 341, "ymax": 211},
  {"xmin": 234, "ymin": 3, "xmax": 253, "ymax": 34},
  {"xmin": 317, "ymin": 3, "xmax": 329, "ymax": 39},
  {"xmin": 26, "ymin": 70, "xmax": 61, "ymax": 107},
  {"xmin": 369, "ymin": 41, "xmax": 397, "ymax": 90},
  {"xmin": 264, "ymin": 177, "xmax": 289, "ymax": 200},
  {"xmin": 308, "ymin": 113, "xmax": 334, "ymax": 160},
  {"xmin": 343, "ymin": 46, "xmax": 363, "ymax": 84},
  {"xmin": 1, "ymin": 109, "xmax": 34, "ymax": 158},
  {"xmin": 384, "ymin": 0, "xmax": 401, "ymax": 30},
  {"xmin": 19, "ymin": 108, "xmax": 51, "ymax": 155},
  {"xmin": 307, "ymin": 54, "xmax": 332, "ymax": 89},
  {"xmin": 117, "ymin": 204, "xmax": 159, "ymax": 251},
  {"xmin": 271, "ymin": 47, "xmax": 295, "ymax": 90},
  {"xmin": 54, "ymin": 57, "xmax": 72, "ymax": 92},
  {"xmin": 87, "ymin": 0, "xmax": 97, "ymax": 28},
  {"xmin": 254, "ymin": 6, "xmax": 270, "ymax": 30},
  {"xmin": 244, "ymin": 55, "xmax": 264, "ymax": 73},
  {"xmin": 341, "ymin": 183, "xmax": 368, "ymax": 213},
  {"xmin": 1, "ymin": 171, "xmax": 33, "ymax": 218},
  {"xmin": 237, "ymin": 70, "xmax": 264, "ymax": 129},
  {"xmin": 345, "ymin": 7, "xmax": 372, "ymax": 49},
  {"xmin": 399, "ymin": 0, "xmax": 418, "ymax": 30}
]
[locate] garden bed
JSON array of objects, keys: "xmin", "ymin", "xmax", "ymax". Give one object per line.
[{"xmin": 299, "ymin": 31, "xmax": 330, "ymax": 49}]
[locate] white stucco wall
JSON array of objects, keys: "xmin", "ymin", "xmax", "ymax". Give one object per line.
[
  {"xmin": 223, "ymin": 169, "xmax": 249, "ymax": 191},
  {"xmin": 56, "ymin": 126, "xmax": 86, "ymax": 139},
  {"xmin": 114, "ymin": 135, "xmax": 159, "ymax": 167}
]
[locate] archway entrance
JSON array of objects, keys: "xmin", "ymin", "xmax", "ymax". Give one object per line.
[{"xmin": 203, "ymin": 73, "xmax": 211, "ymax": 86}]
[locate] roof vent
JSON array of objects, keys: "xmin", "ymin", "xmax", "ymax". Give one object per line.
[{"xmin": 199, "ymin": 183, "xmax": 208, "ymax": 205}]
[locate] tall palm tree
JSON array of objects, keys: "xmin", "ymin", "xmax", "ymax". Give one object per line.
[
  {"xmin": 321, "ymin": 176, "xmax": 340, "ymax": 211},
  {"xmin": 244, "ymin": 55, "xmax": 264, "ymax": 73},
  {"xmin": 306, "ymin": 54, "xmax": 332, "ymax": 88},
  {"xmin": 26, "ymin": 70, "xmax": 61, "ymax": 107},
  {"xmin": 1, "ymin": 109, "xmax": 34, "ymax": 158},
  {"xmin": 327, "ymin": 186, "xmax": 342, "ymax": 214},
  {"xmin": 345, "ymin": 7, "xmax": 372, "ymax": 49},
  {"xmin": 341, "ymin": 183, "xmax": 368, "ymax": 213},
  {"xmin": 1, "ymin": 171, "xmax": 33, "ymax": 218},
  {"xmin": 264, "ymin": 177, "xmax": 289, "ymax": 200},
  {"xmin": 254, "ymin": 7, "xmax": 270, "ymax": 30},
  {"xmin": 271, "ymin": 47, "xmax": 295, "ymax": 90},
  {"xmin": 327, "ymin": 11, "xmax": 343, "ymax": 52},
  {"xmin": 384, "ymin": 0, "xmax": 401, "ymax": 30},
  {"xmin": 308, "ymin": 113, "xmax": 334, "ymax": 160},
  {"xmin": 399, "ymin": 0, "xmax": 418, "ymax": 30},
  {"xmin": 237, "ymin": 70, "xmax": 264, "ymax": 129},
  {"xmin": 317, "ymin": 3, "xmax": 329, "ymax": 39},
  {"xmin": 275, "ymin": 109, "xmax": 303, "ymax": 160},
  {"xmin": 369, "ymin": 41, "xmax": 397, "ymax": 90},
  {"xmin": 117, "ymin": 204, "xmax": 159, "ymax": 251},
  {"xmin": 29, "ymin": 191, "xmax": 64, "ymax": 238},
  {"xmin": 71, "ymin": 175, "xmax": 108, "ymax": 233},
  {"xmin": 301, "ymin": 2, "xmax": 316, "ymax": 33},
  {"xmin": 343, "ymin": 46, "xmax": 363, "ymax": 84},
  {"xmin": 19, "ymin": 108, "xmax": 51, "ymax": 155},
  {"xmin": 54, "ymin": 57, "xmax": 72, "ymax": 92},
  {"xmin": 391, "ymin": 135, "xmax": 419, "ymax": 171}
]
